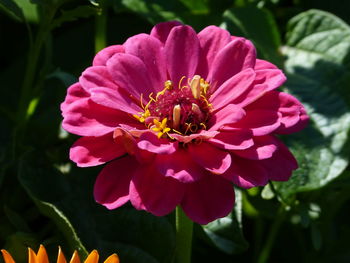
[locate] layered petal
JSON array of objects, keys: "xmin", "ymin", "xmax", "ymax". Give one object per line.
[
  {"xmin": 129, "ymin": 164, "xmax": 185, "ymax": 216},
  {"xmin": 233, "ymin": 69, "xmax": 287, "ymax": 107},
  {"xmin": 89, "ymin": 87, "xmax": 141, "ymax": 114},
  {"xmin": 181, "ymin": 174, "xmax": 235, "ymax": 224},
  {"xmin": 226, "ymin": 109, "xmax": 281, "ymax": 136},
  {"xmin": 197, "ymin": 26, "xmax": 231, "ymax": 78},
  {"xmin": 94, "ymin": 155, "xmax": 136, "ymax": 209},
  {"xmin": 246, "ymin": 90, "xmax": 308, "ymax": 134},
  {"xmin": 155, "ymin": 149, "xmax": 204, "ymax": 183},
  {"xmin": 208, "ymin": 104, "xmax": 246, "ymax": 131},
  {"xmin": 188, "ymin": 142, "xmax": 231, "ymax": 174},
  {"xmin": 106, "ymin": 53, "xmax": 154, "ymax": 99},
  {"xmin": 254, "ymin": 59, "xmax": 278, "ymax": 70},
  {"xmin": 209, "ymin": 68, "xmax": 256, "ymax": 110},
  {"xmin": 93, "ymin": 45, "xmax": 125, "ymax": 66},
  {"xmin": 164, "ymin": 25, "xmax": 200, "ymax": 85},
  {"xmin": 70, "ymin": 133, "xmax": 126, "ymax": 167},
  {"xmin": 79, "ymin": 66, "xmax": 118, "ymax": 92},
  {"xmin": 137, "ymin": 132, "xmax": 178, "ymax": 154},
  {"xmin": 208, "ymin": 129, "xmax": 254, "ymax": 150},
  {"xmin": 221, "ymin": 155, "xmax": 269, "ymax": 188},
  {"xmin": 62, "ymin": 98, "xmax": 128, "ymax": 136},
  {"xmin": 260, "ymin": 139, "xmax": 298, "ymax": 181},
  {"xmin": 60, "ymin": 83, "xmax": 89, "ymax": 114},
  {"xmin": 124, "ymin": 34, "xmax": 167, "ymax": 91},
  {"xmin": 150, "ymin": 21, "xmax": 182, "ymax": 44},
  {"xmin": 208, "ymin": 38, "xmax": 256, "ymax": 89},
  {"xmin": 232, "ymin": 135, "xmax": 278, "ymax": 160}
]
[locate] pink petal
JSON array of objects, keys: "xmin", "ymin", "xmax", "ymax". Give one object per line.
[
  {"xmin": 70, "ymin": 133, "xmax": 126, "ymax": 167},
  {"xmin": 233, "ymin": 69, "xmax": 287, "ymax": 108},
  {"xmin": 245, "ymin": 91, "xmax": 309, "ymax": 134},
  {"xmin": 208, "ymin": 129, "xmax": 254, "ymax": 150},
  {"xmin": 169, "ymin": 130, "xmax": 219, "ymax": 144},
  {"xmin": 254, "ymin": 59, "xmax": 278, "ymax": 70},
  {"xmin": 89, "ymin": 87, "xmax": 141, "ymax": 114},
  {"xmin": 60, "ymin": 83, "xmax": 89, "ymax": 114},
  {"xmin": 93, "ymin": 45, "xmax": 125, "ymax": 66},
  {"xmin": 209, "ymin": 68, "xmax": 256, "ymax": 110},
  {"xmin": 181, "ymin": 174, "xmax": 235, "ymax": 224},
  {"xmin": 137, "ymin": 132, "xmax": 178, "ymax": 154},
  {"xmin": 106, "ymin": 53, "xmax": 154, "ymax": 99},
  {"xmin": 124, "ymin": 34, "xmax": 167, "ymax": 91},
  {"xmin": 232, "ymin": 135, "xmax": 278, "ymax": 160},
  {"xmin": 197, "ymin": 26, "xmax": 231, "ymax": 78},
  {"xmin": 221, "ymin": 155, "xmax": 268, "ymax": 188},
  {"xmin": 94, "ymin": 155, "xmax": 136, "ymax": 209},
  {"xmin": 260, "ymin": 140, "xmax": 298, "ymax": 181},
  {"xmin": 226, "ymin": 109, "xmax": 281, "ymax": 136},
  {"xmin": 208, "ymin": 38, "xmax": 256, "ymax": 89},
  {"xmin": 208, "ymin": 104, "xmax": 246, "ymax": 131},
  {"xmin": 150, "ymin": 21, "xmax": 183, "ymax": 44},
  {"xmin": 155, "ymin": 149, "xmax": 204, "ymax": 183},
  {"xmin": 129, "ymin": 163, "xmax": 185, "ymax": 216},
  {"xmin": 79, "ymin": 66, "xmax": 118, "ymax": 92},
  {"xmin": 62, "ymin": 98, "xmax": 128, "ymax": 136},
  {"xmin": 164, "ymin": 25, "xmax": 200, "ymax": 85},
  {"xmin": 188, "ymin": 142, "xmax": 231, "ymax": 174}
]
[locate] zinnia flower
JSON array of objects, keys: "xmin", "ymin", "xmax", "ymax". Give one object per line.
[
  {"xmin": 1, "ymin": 245, "xmax": 119, "ymax": 263},
  {"xmin": 61, "ymin": 21, "xmax": 308, "ymax": 224}
]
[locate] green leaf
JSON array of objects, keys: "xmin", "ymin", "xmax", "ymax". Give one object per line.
[
  {"xmin": 13, "ymin": 0, "xmax": 39, "ymax": 23},
  {"xmin": 221, "ymin": 6, "xmax": 282, "ymax": 65},
  {"xmin": 115, "ymin": 0, "xmax": 232, "ymax": 28},
  {"xmin": 51, "ymin": 6, "xmax": 97, "ymax": 29},
  {"xmin": 274, "ymin": 9, "xmax": 350, "ymax": 199},
  {"xmin": 202, "ymin": 189, "xmax": 248, "ymax": 254},
  {"xmin": 0, "ymin": 0, "xmax": 24, "ymax": 21},
  {"xmin": 18, "ymin": 151, "xmax": 175, "ymax": 263}
]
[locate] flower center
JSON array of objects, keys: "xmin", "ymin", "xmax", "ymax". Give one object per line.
[{"xmin": 133, "ymin": 75, "xmax": 212, "ymax": 138}]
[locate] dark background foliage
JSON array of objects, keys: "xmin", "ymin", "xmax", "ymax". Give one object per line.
[{"xmin": 1, "ymin": 0, "xmax": 350, "ymax": 262}]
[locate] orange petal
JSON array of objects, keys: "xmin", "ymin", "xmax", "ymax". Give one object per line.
[
  {"xmin": 1, "ymin": 249, "xmax": 15, "ymax": 263},
  {"xmin": 103, "ymin": 254, "xmax": 119, "ymax": 263},
  {"xmin": 57, "ymin": 247, "xmax": 67, "ymax": 263},
  {"xmin": 37, "ymin": 245, "xmax": 49, "ymax": 263},
  {"xmin": 28, "ymin": 248, "xmax": 37, "ymax": 263},
  {"xmin": 84, "ymin": 251, "xmax": 99, "ymax": 263},
  {"xmin": 69, "ymin": 251, "xmax": 81, "ymax": 263}
]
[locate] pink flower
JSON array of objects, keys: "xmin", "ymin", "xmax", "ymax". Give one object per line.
[{"xmin": 61, "ymin": 21, "xmax": 308, "ymax": 224}]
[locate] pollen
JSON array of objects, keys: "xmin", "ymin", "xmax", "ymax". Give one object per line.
[{"xmin": 133, "ymin": 76, "xmax": 212, "ymax": 138}]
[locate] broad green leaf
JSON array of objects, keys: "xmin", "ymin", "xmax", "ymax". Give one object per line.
[
  {"xmin": 51, "ymin": 6, "xmax": 98, "ymax": 29},
  {"xmin": 274, "ymin": 9, "xmax": 350, "ymax": 199},
  {"xmin": 202, "ymin": 189, "xmax": 248, "ymax": 254},
  {"xmin": 18, "ymin": 151, "xmax": 175, "ymax": 263},
  {"xmin": 0, "ymin": 0, "xmax": 24, "ymax": 21},
  {"xmin": 115, "ymin": 0, "xmax": 232, "ymax": 28},
  {"xmin": 221, "ymin": 6, "xmax": 282, "ymax": 65},
  {"xmin": 13, "ymin": 0, "xmax": 39, "ymax": 23}
]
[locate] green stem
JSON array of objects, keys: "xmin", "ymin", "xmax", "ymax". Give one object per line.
[
  {"xmin": 95, "ymin": 0, "xmax": 107, "ymax": 53},
  {"xmin": 16, "ymin": 7, "xmax": 56, "ymax": 124},
  {"xmin": 175, "ymin": 206, "xmax": 193, "ymax": 263},
  {"xmin": 257, "ymin": 206, "xmax": 285, "ymax": 263}
]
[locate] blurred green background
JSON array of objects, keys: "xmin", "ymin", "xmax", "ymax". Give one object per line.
[{"xmin": 1, "ymin": 0, "xmax": 350, "ymax": 262}]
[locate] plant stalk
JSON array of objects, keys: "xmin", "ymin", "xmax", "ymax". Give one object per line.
[{"xmin": 175, "ymin": 206, "xmax": 193, "ymax": 263}]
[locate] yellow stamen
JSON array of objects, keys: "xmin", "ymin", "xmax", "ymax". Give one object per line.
[
  {"xmin": 190, "ymin": 75, "xmax": 201, "ymax": 99},
  {"xmin": 178, "ymin": 76, "xmax": 187, "ymax": 89},
  {"xmin": 133, "ymin": 109, "xmax": 150, "ymax": 123},
  {"xmin": 200, "ymin": 78, "xmax": 210, "ymax": 95},
  {"xmin": 164, "ymin": 80, "xmax": 173, "ymax": 90},
  {"xmin": 152, "ymin": 118, "xmax": 171, "ymax": 138},
  {"xmin": 172, "ymin": 105, "xmax": 181, "ymax": 130}
]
